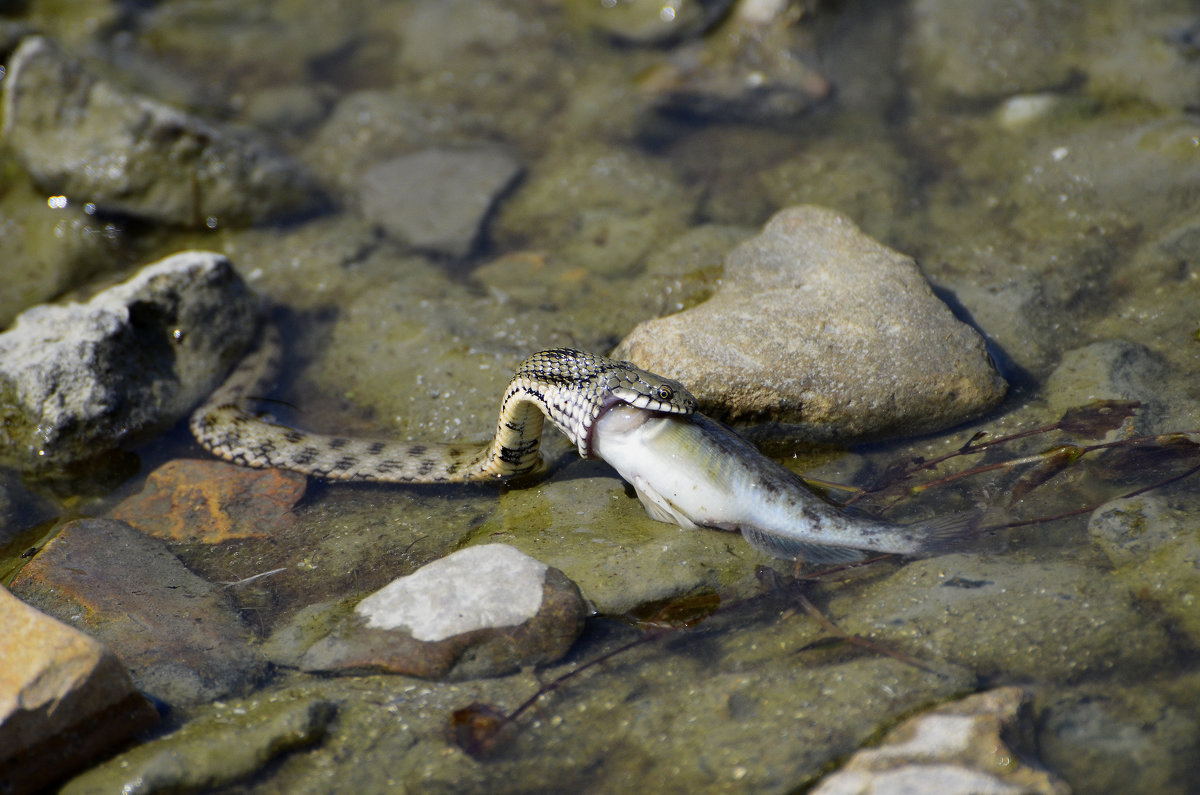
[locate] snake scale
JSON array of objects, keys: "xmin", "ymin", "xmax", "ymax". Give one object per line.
[{"xmin": 189, "ymin": 323, "xmax": 698, "ymax": 483}]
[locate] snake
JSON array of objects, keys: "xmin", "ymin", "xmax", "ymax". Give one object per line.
[{"xmin": 189, "ymin": 323, "xmax": 698, "ymax": 483}]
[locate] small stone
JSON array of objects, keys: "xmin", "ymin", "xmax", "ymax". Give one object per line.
[
  {"xmin": 614, "ymin": 205, "xmax": 1007, "ymax": 440},
  {"xmin": 298, "ymin": 544, "xmax": 587, "ymax": 680},
  {"xmin": 0, "ymin": 586, "xmax": 158, "ymax": 794},
  {"xmin": 111, "ymin": 459, "xmax": 307, "ymax": 543},
  {"xmin": 811, "ymin": 687, "xmax": 1070, "ymax": 795},
  {"xmin": 9, "ymin": 518, "xmax": 266, "ymax": 707},
  {"xmin": 359, "ymin": 148, "xmax": 522, "ymax": 258},
  {"xmin": 0, "ymin": 251, "xmax": 257, "ymax": 470},
  {"xmin": 1, "ymin": 36, "xmax": 326, "ymax": 227},
  {"xmin": 1045, "ymin": 340, "xmax": 1166, "ymax": 435},
  {"xmin": 60, "ymin": 695, "xmax": 335, "ymax": 795}
]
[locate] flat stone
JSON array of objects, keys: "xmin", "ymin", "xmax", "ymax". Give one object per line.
[
  {"xmin": 1, "ymin": 36, "xmax": 326, "ymax": 227},
  {"xmin": 111, "ymin": 459, "xmax": 307, "ymax": 543},
  {"xmin": 614, "ymin": 205, "xmax": 1007, "ymax": 440},
  {"xmin": 297, "ymin": 544, "xmax": 587, "ymax": 680},
  {"xmin": 9, "ymin": 518, "xmax": 266, "ymax": 707},
  {"xmin": 812, "ymin": 687, "xmax": 1070, "ymax": 795},
  {"xmin": 0, "ymin": 251, "xmax": 257, "ymax": 471},
  {"xmin": 0, "ymin": 586, "xmax": 157, "ymax": 794},
  {"xmin": 360, "ymin": 147, "xmax": 522, "ymax": 258}
]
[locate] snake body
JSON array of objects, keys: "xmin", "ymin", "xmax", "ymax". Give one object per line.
[{"xmin": 189, "ymin": 324, "xmax": 697, "ymax": 483}]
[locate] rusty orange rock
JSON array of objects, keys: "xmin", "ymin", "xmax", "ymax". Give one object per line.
[{"xmin": 112, "ymin": 459, "xmax": 306, "ymax": 543}]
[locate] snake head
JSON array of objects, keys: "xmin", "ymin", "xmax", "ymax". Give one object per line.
[{"xmin": 580, "ymin": 364, "xmax": 697, "ymax": 458}]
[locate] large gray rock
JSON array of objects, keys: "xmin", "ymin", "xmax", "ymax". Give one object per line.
[
  {"xmin": 296, "ymin": 544, "xmax": 587, "ymax": 680},
  {"xmin": 0, "ymin": 586, "xmax": 158, "ymax": 794},
  {"xmin": 0, "ymin": 251, "xmax": 257, "ymax": 470},
  {"xmin": 614, "ymin": 205, "xmax": 1008, "ymax": 440},
  {"xmin": 1, "ymin": 36, "xmax": 326, "ymax": 228}
]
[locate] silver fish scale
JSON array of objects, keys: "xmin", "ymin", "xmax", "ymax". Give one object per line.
[{"xmin": 191, "ymin": 327, "xmax": 697, "ymax": 483}]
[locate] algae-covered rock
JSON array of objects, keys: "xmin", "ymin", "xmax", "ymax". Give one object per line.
[
  {"xmin": 2, "ymin": 36, "xmax": 326, "ymax": 227},
  {"xmin": 60, "ymin": 695, "xmax": 335, "ymax": 795},
  {"xmin": 1089, "ymin": 495, "xmax": 1200, "ymax": 645},
  {"xmin": 615, "ymin": 205, "xmax": 1008, "ymax": 439},
  {"xmin": 0, "ymin": 251, "xmax": 256, "ymax": 470}
]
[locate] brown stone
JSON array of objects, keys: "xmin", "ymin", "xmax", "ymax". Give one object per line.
[
  {"xmin": 0, "ymin": 586, "xmax": 157, "ymax": 794},
  {"xmin": 9, "ymin": 518, "xmax": 266, "ymax": 706},
  {"xmin": 111, "ymin": 458, "xmax": 306, "ymax": 543}
]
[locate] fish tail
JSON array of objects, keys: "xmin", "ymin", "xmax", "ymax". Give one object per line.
[{"xmin": 907, "ymin": 510, "xmax": 988, "ymax": 557}]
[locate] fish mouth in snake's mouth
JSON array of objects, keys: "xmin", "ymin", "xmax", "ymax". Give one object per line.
[{"xmin": 583, "ymin": 399, "xmax": 674, "ymax": 458}]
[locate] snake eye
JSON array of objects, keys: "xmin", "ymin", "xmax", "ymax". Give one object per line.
[{"xmin": 654, "ymin": 385, "xmax": 674, "ymax": 402}]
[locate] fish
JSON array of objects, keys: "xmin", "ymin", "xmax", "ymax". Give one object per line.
[{"xmin": 590, "ymin": 405, "xmax": 976, "ymax": 563}]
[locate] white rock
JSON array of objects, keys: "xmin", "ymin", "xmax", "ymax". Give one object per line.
[{"xmin": 355, "ymin": 544, "xmax": 547, "ymax": 642}]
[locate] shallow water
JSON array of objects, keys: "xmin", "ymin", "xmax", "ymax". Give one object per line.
[{"xmin": 5, "ymin": 0, "xmax": 1200, "ymax": 792}]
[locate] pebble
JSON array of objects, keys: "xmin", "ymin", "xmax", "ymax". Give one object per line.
[
  {"xmin": 111, "ymin": 459, "xmax": 307, "ymax": 544},
  {"xmin": 0, "ymin": 251, "xmax": 257, "ymax": 470},
  {"xmin": 295, "ymin": 544, "xmax": 587, "ymax": 680},
  {"xmin": 811, "ymin": 687, "xmax": 1070, "ymax": 795},
  {"xmin": 1, "ymin": 36, "xmax": 326, "ymax": 227},
  {"xmin": 1045, "ymin": 340, "xmax": 1166, "ymax": 434},
  {"xmin": 9, "ymin": 518, "xmax": 267, "ymax": 707},
  {"xmin": 359, "ymin": 147, "xmax": 523, "ymax": 258},
  {"xmin": 0, "ymin": 585, "xmax": 157, "ymax": 794},
  {"xmin": 614, "ymin": 205, "xmax": 1008, "ymax": 440}
]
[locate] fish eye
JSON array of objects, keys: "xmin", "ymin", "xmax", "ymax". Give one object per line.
[{"xmin": 654, "ymin": 385, "xmax": 674, "ymax": 401}]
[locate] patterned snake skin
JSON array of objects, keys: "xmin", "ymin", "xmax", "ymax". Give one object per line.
[{"xmin": 189, "ymin": 323, "xmax": 698, "ymax": 483}]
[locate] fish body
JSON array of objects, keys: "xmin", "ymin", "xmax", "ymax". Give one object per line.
[{"xmin": 590, "ymin": 405, "xmax": 968, "ymax": 563}]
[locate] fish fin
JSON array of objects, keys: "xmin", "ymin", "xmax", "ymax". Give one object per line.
[
  {"xmin": 631, "ymin": 477, "xmax": 701, "ymax": 530},
  {"xmin": 907, "ymin": 510, "xmax": 989, "ymax": 557},
  {"xmin": 740, "ymin": 527, "xmax": 868, "ymax": 564}
]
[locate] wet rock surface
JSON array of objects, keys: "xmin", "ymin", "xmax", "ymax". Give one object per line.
[
  {"xmin": 1088, "ymin": 495, "xmax": 1200, "ymax": 645},
  {"xmin": 2, "ymin": 36, "xmax": 326, "ymax": 227},
  {"xmin": 111, "ymin": 459, "xmax": 307, "ymax": 544},
  {"xmin": 827, "ymin": 553, "xmax": 1170, "ymax": 683},
  {"xmin": 60, "ymin": 695, "xmax": 335, "ymax": 795},
  {"xmin": 811, "ymin": 687, "xmax": 1070, "ymax": 795},
  {"xmin": 359, "ymin": 147, "xmax": 523, "ymax": 258},
  {"xmin": 615, "ymin": 205, "xmax": 1008, "ymax": 439},
  {"xmin": 0, "ymin": 251, "xmax": 257, "ymax": 470},
  {"xmin": 0, "ymin": 586, "xmax": 158, "ymax": 794},
  {"xmin": 9, "ymin": 518, "xmax": 266, "ymax": 707},
  {"xmin": 295, "ymin": 544, "xmax": 587, "ymax": 680}
]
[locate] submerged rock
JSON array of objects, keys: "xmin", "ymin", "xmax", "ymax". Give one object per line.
[
  {"xmin": 829, "ymin": 553, "xmax": 1170, "ymax": 683},
  {"xmin": 1089, "ymin": 495, "xmax": 1200, "ymax": 645},
  {"xmin": 0, "ymin": 251, "xmax": 257, "ymax": 470},
  {"xmin": 812, "ymin": 687, "xmax": 1070, "ymax": 795},
  {"xmin": 359, "ymin": 147, "xmax": 522, "ymax": 258},
  {"xmin": 1, "ymin": 36, "xmax": 326, "ymax": 227},
  {"xmin": 60, "ymin": 695, "xmax": 335, "ymax": 795},
  {"xmin": 298, "ymin": 544, "xmax": 587, "ymax": 680},
  {"xmin": 0, "ymin": 586, "xmax": 158, "ymax": 794},
  {"xmin": 9, "ymin": 518, "xmax": 267, "ymax": 707},
  {"xmin": 615, "ymin": 205, "xmax": 1008, "ymax": 440}
]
